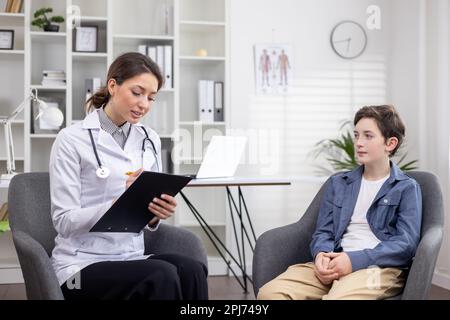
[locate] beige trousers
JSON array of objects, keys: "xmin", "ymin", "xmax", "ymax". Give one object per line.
[{"xmin": 257, "ymin": 262, "xmax": 405, "ymax": 300}]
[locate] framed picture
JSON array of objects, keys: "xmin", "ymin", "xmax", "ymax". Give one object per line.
[
  {"xmin": 0, "ymin": 30, "xmax": 14, "ymax": 50},
  {"xmin": 254, "ymin": 43, "xmax": 293, "ymax": 94},
  {"xmin": 75, "ymin": 26, "xmax": 98, "ymax": 52}
]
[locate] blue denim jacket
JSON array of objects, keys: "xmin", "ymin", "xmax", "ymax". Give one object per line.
[{"xmin": 310, "ymin": 162, "xmax": 422, "ymax": 271}]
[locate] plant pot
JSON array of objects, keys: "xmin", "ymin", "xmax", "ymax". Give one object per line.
[{"xmin": 43, "ymin": 24, "xmax": 59, "ymax": 32}]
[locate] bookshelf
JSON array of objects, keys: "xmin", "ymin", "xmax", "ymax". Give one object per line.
[
  {"xmin": 0, "ymin": 0, "xmax": 230, "ymax": 281},
  {"xmin": 0, "ymin": 1, "xmax": 26, "ymax": 284},
  {"xmin": 173, "ymin": 0, "xmax": 229, "ymax": 275}
]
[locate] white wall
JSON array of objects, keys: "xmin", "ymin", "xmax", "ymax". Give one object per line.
[
  {"xmin": 387, "ymin": 0, "xmax": 422, "ymax": 163},
  {"xmin": 229, "ymin": 0, "xmax": 392, "ymax": 231},
  {"xmin": 390, "ymin": 0, "xmax": 450, "ymax": 291},
  {"xmin": 229, "ymin": 0, "xmax": 450, "ymax": 288},
  {"xmin": 230, "ymin": 0, "xmax": 391, "ymax": 128},
  {"xmin": 423, "ymin": 0, "xmax": 450, "ymax": 289}
]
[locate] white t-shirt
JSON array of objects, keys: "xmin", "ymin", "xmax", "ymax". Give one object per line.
[{"xmin": 340, "ymin": 174, "xmax": 390, "ymax": 252}]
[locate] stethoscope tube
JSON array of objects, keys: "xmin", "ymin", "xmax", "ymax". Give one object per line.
[
  {"xmin": 140, "ymin": 126, "xmax": 160, "ymax": 173},
  {"xmin": 88, "ymin": 126, "xmax": 159, "ymax": 179}
]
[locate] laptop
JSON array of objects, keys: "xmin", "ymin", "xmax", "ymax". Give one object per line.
[{"xmin": 189, "ymin": 136, "xmax": 247, "ymax": 179}]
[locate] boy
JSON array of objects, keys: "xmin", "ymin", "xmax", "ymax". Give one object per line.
[{"xmin": 257, "ymin": 105, "xmax": 422, "ymax": 300}]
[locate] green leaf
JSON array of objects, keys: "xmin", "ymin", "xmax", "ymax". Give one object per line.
[
  {"xmin": 399, "ymin": 160, "xmax": 419, "ymax": 171},
  {"xmin": 0, "ymin": 220, "xmax": 10, "ymax": 233},
  {"xmin": 34, "ymin": 8, "xmax": 51, "ymax": 17},
  {"xmin": 31, "ymin": 18, "xmax": 46, "ymax": 27},
  {"xmin": 51, "ymin": 16, "xmax": 65, "ymax": 23}
]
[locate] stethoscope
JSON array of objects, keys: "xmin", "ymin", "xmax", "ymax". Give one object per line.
[{"xmin": 88, "ymin": 126, "xmax": 159, "ymax": 179}]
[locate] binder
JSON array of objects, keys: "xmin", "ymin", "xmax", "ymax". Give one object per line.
[
  {"xmin": 138, "ymin": 45, "xmax": 147, "ymax": 55},
  {"xmin": 85, "ymin": 78, "xmax": 101, "ymax": 102},
  {"xmin": 198, "ymin": 80, "xmax": 205, "ymax": 121},
  {"xmin": 205, "ymin": 80, "xmax": 214, "ymax": 122},
  {"xmin": 198, "ymin": 80, "xmax": 209, "ymax": 122},
  {"xmin": 198, "ymin": 80, "xmax": 214, "ymax": 122},
  {"xmin": 156, "ymin": 45, "xmax": 165, "ymax": 78},
  {"xmin": 147, "ymin": 46, "xmax": 157, "ymax": 63},
  {"xmin": 90, "ymin": 172, "xmax": 193, "ymax": 233},
  {"xmin": 214, "ymin": 82, "xmax": 224, "ymax": 122},
  {"xmin": 163, "ymin": 45, "xmax": 172, "ymax": 89}
]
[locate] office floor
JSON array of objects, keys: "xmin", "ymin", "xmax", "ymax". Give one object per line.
[{"xmin": 1, "ymin": 277, "xmax": 450, "ymax": 300}]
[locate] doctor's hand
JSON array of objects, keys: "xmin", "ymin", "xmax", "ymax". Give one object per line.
[
  {"xmin": 125, "ymin": 168, "xmax": 144, "ymax": 190},
  {"xmin": 148, "ymin": 194, "xmax": 178, "ymax": 225}
]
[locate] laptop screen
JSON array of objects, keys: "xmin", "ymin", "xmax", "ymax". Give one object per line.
[{"xmin": 195, "ymin": 136, "xmax": 247, "ymax": 179}]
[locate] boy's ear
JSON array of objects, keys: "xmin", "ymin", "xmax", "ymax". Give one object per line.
[{"xmin": 385, "ymin": 137, "xmax": 399, "ymax": 154}]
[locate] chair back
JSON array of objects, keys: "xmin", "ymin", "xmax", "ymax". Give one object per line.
[{"xmin": 8, "ymin": 172, "xmax": 57, "ymax": 257}]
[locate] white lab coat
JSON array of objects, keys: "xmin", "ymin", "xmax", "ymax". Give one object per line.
[{"xmin": 49, "ymin": 110, "xmax": 163, "ymax": 285}]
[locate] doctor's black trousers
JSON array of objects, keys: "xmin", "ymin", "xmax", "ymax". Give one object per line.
[{"xmin": 61, "ymin": 254, "xmax": 208, "ymax": 300}]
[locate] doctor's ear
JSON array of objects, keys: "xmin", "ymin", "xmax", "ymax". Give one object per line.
[{"xmin": 107, "ymin": 78, "xmax": 117, "ymax": 96}]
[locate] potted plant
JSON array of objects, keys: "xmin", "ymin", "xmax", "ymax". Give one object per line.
[
  {"xmin": 310, "ymin": 121, "xmax": 418, "ymax": 175},
  {"xmin": 31, "ymin": 8, "xmax": 65, "ymax": 32}
]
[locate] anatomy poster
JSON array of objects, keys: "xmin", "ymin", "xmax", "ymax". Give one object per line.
[{"xmin": 254, "ymin": 43, "xmax": 293, "ymax": 94}]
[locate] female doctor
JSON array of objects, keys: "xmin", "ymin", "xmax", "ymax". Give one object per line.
[{"xmin": 49, "ymin": 52, "xmax": 208, "ymax": 300}]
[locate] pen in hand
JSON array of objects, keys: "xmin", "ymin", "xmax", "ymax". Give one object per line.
[{"xmin": 125, "ymin": 168, "xmax": 144, "ymax": 189}]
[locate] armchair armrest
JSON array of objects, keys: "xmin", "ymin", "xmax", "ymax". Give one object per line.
[
  {"xmin": 12, "ymin": 230, "xmax": 64, "ymax": 300},
  {"xmin": 401, "ymin": 226, "xmax": 443, "ymax": 300},
  {"xmin": 253, "ymin": 220, "xmax": 313, "ymax": 296}
]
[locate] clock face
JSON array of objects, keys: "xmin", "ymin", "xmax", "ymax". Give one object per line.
[{"xmin": 330, "ymin": 21, "xmax": 367, "ymax": 59}]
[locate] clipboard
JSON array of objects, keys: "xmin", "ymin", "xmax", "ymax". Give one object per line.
[{"xmin": 90, "ymin": 171, "xmax": 193, "ymax": 233}]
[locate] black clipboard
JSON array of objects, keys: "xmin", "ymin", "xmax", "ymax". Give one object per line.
[{"xmin": 90, "ymin": 171, "xmax": 193, "ymax": 233}]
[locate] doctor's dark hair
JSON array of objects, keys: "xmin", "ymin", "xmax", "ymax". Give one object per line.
[
  {"xmin": 354, "ymin": 104, "xmax": 405, "ymax": 157},
  {"xmin": 86, "ymin": 52, "xmax": 164, "ymax": 112}
]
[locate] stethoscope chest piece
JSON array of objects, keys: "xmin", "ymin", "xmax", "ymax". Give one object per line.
[{"xmin": 96, "ymin": 166, "xmax": 110, "ymax": 179}]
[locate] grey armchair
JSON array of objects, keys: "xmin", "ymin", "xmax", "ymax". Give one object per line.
[
  {"xmin": 8, "ymin": 172, "xmax": 208, "ymax": 300},
  {"xmin": 253, "ymin": 171, "xmax": 444, "ymax": 300}
]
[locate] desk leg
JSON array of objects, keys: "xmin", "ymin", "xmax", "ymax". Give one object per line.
[
  {"xmin": 225, "ymin": 187, "xmax": 258, "ymax": 292},
  {"xmin": 238, "ymin": 187, "xmax": 257, "ymax": 243},
  {"xmin": 226, "ymin": 187, "xmax": 248, "ymax": 292},
  {"xmin": 226, "ymin": 187, "xmax": 256, "ymax": 251},
  {"xmin": 179, "ymin": 191, "xmax": 252, "ymax": 291}
]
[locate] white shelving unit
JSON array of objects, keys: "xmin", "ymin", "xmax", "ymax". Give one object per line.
[
  {"xmin": 0, "ymin": 7, "xmax": 27, "ymax": 284},
  {"xmin": 0, "ymin": 0, "xmax": 230, "ymax": 281},
  {"xmin": 173, "ymin": 0, "xmax": 230, "ymax": 275}
]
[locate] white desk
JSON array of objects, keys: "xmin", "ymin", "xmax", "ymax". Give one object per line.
[
  {"xmin": 187, "ymin": 177, "xmax": 291, "ymax": 187},
  {"xmin": 181, "ymin": 177, "xmax": 291, "ymax": 292}
]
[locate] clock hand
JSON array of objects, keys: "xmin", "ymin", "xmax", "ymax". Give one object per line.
[
  {"xmin": 347, "ymin": 38, "xmax": 352, "ymax": 52},
  {"xmin": 333, "ymin": 37, "xmax": 351, "ymax": 44}
]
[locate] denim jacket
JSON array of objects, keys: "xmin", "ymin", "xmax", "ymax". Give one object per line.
[{"xmin": 310, "ymin": 162, "xmax": 422, "ymax": 271}]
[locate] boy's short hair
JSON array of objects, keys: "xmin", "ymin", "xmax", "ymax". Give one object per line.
[{"xmin": 354, "ymin": 105, "xmax": 405, "ymax": 156}]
